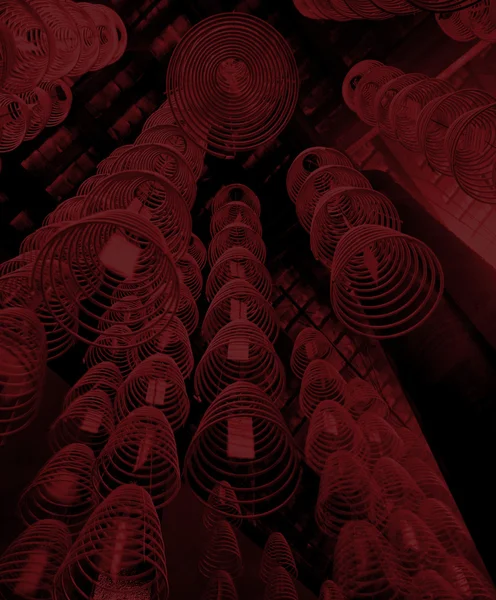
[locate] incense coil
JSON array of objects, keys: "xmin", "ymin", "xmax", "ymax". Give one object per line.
[
  {"xmin": 97, "ymin": 5, "xmax": 127, "ymax": 66},
  {"xmin": 64, "ymin": 362, "xmax": 122, "ymax": 410},
  {"xmin": 290, "ymin": 328, "xmax": 332, "ymax": 380},
  {"xmin": 469, "ymin": 0, "xmax": 496, "ymax": 41},
  {"xmin": 31, "ymin": 210, "xmax": 181, "ymax": 347},
  {"xmin": 0, "ymin": 93, "xmax": 29, "ymax": 153},
  {"xmin": 142, "ymin": 98, "xmax": 183, "ymax": 130},
  {"xmin": 407, "ymin": 570, "xmax": 463, "ymax": 600},
  {"xmin": 210, "ymin": 202, "xmax": 262, "ymax": 236},
  {"xmin": 203, "ymin": 482, "xmax": 242, "ymax": 531},
  {"xmin": 319, "ymin": 580, "xmax": 346, "ymax": 600},
  {"xmin": 83, "ymin": 171, "xmax": 192, "ymax": 257},
  {"xmin": 97, "ymin": 296, "xmax": 148, "ymax": 333},
  {"xmin": 310, "ymin": 186, "xmax": 401, "ymax": 269},
  {"xmin": 407, "ymin": 0, "xmax": 478, "ymax": 12},
  {"xmin": 286, "ymin": 147, "xmax": 353, "ymax": 204},
  {"xmin": 189, "ymin": 234, "xmax": 207, "ymax": 270},
  {"xmin": 337, "ymin": 0, "xmax": 391, "ymax": 19},
  {"xmin": 297, "ymin": 165, "xmax": 372, "ymax": 233},
  {"xmin": 77, "ymin": 173, "xmax": 106, "ymax": 195},
  {"xmin": 373, "ymin": 457, "xmax": 426, "ymax": 512},
  {"xmin": 65, "ymin": 1, "xmax": 99, "ymax": 76},
  {"xmin": 208, "ymin": 224, "xmax": 267, "ymax": 267},
  {"xmin": 436, "ymin": 11, "xmax": 476, "ymax": 41},
  {"xmin": 303, "ymin": 0, "xmax": 354, "ymax": 20},
  {"xmin": 446, "ymin": 102, "xmax": 496, "ymax": 203},
  {"xmin": 260, "ymin": 533, "xmax": 298, "ymax": 582},
  {"xmin": 0, "ymin": 520, "xmax": 71, "ymax": 599},
  {"xmin": 315, "ymin": 451, "xmax": 389, "ymax": 538},
  {"xmin": 202, "ymin": 279, "xmax": 280, "ymax": 344},
  {"xmin": 184, "ymin": 382, "xmax": 301, "ymax": 518},
  {"xmin": 203, "ymin": 571, "xmax": 238, "ymax": 600},
  {"xmin": 115, "ymin": 354, "xmax": 190, "ymax": 431},
  {"xmin": 0, "ymin": 25, "xmax": 15, "ymax": 89},
  {"xmin": 355, "ymin": 65, "xmax": 404, "ymax": 126},
  {"xmin": 299, "ymin": 359, "xmax": 347, "ymax": 418},
  {"xmin": 177, "ymin": 254, "xmax": 203, "ymax": 301},
  {"xmin": 20, "ymin": 87, "xmax": 52, "ymax": 141},
  {"xmin": 0, "ymin": 308, "xmax": 46, "ymax": 440},
  {"xmin": 199, "ymin": 521, "xmax": 242, "ymax": 579},
  {"xmin": 441, "ymin": 557, "xmax": 496, "ymax": 600},
  {"xmin": 96, "ymin": 146, "xmax": 132, "ymax": 175},
  {"xmin": 369, "ymin": 0, "xmax": 420, "ymax": 14},
  {"xmin": 53, "ymin": 485, "xmax": 169, "ymax": 600},
  {"xmin": 195, "ymin": 320, "xmax": 286, "ymax": 407},
  {"xmin": 211, "ymin": 184, "xmax": 262, "ymax": 216},
  {"xmin": 342, "ymin": 60, "xmax": 383, "ymax": 112},
  {"xmin": 0, "ymin": 251, "xmax": 37, "ymax": 277},
  {"xmin": 93, "ymin": 407, "xmax": 181, "ymax": 509},
  {"xmin": 84, "ymin": 326, "xmax": 141, "ymax": 377},
  {"xmin": 135, "ymin": 124, "xmax": 205, "ymax": 180},
  {"xmin": 390, "ymin": 78, "xmax": 455, "ymax": 152},
  {"xmin": 305, "ymin": 401, "xmax": 368, "ymax": 475},
  {"xmin": 166, "ymin": 12, "xmax": 298, "ymax": 158},
  {"xmin": 417, "ymin": 89, "xmax": 494, "ymax": 176},
  {"xmin": 358, "ymin": 412, "xmax": 405, "ymax": 465},
  {"xmin": 49, "ymin": 389, "xmax": 115, "ymax": 454},
  {"xmin": 108, "ymin": 144, "xmax": 197, "ymax": 210},
  {"xmin": 39, "ymin": 79, "xmax": 73, "ymax": 128},
  {"xmin": 402, "ymin": 457, "xmax": 457, "ymax": 510},
  {"xmin": 319, "ymin": 0, "xmax": 360, "ymax": 22},
  {"xmin": 264, "ymin": 566, "xmax": 298, "ymax": 600},
  {"xmin": 206, "ymin": 248, "xmax": 272, "ymax": 302},
  {"xmin": 19, "ymin": 443, "xmax": 97, "ymax": 534},
  {"xmin": 331, "ymin": 225, "xmax": 444, "ymax": 339},
  {"xmin": 177, "ymin": 283, "xmax": 200, "ymax": 335},
  {"xmin": 79, "ymin": 3, "xmax": 124, "ymax": 71},
  {"xmin": 345, "ymin": 378, "xmax": 391, "ymax": 421}
]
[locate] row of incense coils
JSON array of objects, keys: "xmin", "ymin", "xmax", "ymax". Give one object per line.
[
  {"xmin": 0, "ymin": 0, "xmax": 127, "ymax": 152},
  {"xmin": 344, "ymin": 59, "xmax": 496, "ymax": 204},
  {"xmin": 286, "ymin": 145, "xmax": 444, "ymax": 339}
]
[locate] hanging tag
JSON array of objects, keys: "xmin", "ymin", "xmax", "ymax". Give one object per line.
[
  {"xmin": 134, "ymin": 432, "xmax": 154, "ymax": 472},
  {"xmin": 323, "ymin": 412, "xmax": 338, "ymax": 435},
  {"xmin": 401, "ymin": 520, "xmax": 420, "ymax": 550},
  {"xmin": 305, "ymin": 341, "xmax": 318, "ymax": 359},
  {"xmin": 145, "ymin": 379, "xmax": 168, "ymax": 406},
  {"xmin": 227, "ymin": 417, "xmax": 255, "ymax": 459},
  {"xmin": 45, "ymin": 470, "xmax": 79, "ymax": 504},
  {"xmin": 100, "ymin": 234, "xmax": 141, "ymax": 278},
  {"xmin": 158, "ymin": 329, "xmax": 173, "ymax": 351},
  {"xmin": 110, "ymin": 520, "xmax": 128, "ymax": 582},
  {"xmin": 227, "ymin": 340, "xmax": 249, "ymax": 361},
  {"xmin": 80, "ymin": 408, "xmax": 103, "ymax": 434},
  {"xmin": 362, "ymin": 246, "xmax": 380, "ymax": 284},
  {"xmin": 229, "ymin": 261, "xmax": 245, "ymax": 278},
  {"xmin": 230, "ymin": 299, "xmax": 247, "ymax": 321},
  {"xmin": 15, "ymin": 550, "xmax": 48, "ymax": 597}
]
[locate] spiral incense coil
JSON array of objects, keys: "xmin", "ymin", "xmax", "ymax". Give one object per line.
[
  {"xmin": 345, "ymin": 379, "xmax": 391, "ymax": 421},
  {"xmin": 39, "ymin": 79, "xmax": 73, "ymax": 128},
  {"xmin": 370, "ymin": 0, "xmax": 420, "ymax": 14},
  {"xmin": 203, "ymin": 571, "xmax": 238, "ymax": 600},
  {"xmin": 64, "ymin": 363, "xmax": 122, "ymax": 411},
  {"xmin": 188, "ymin": 235, "xmax": 207, "ymax": 271},
  {"xmin": 0, "ymin": 251, "xmax": 37, "ymax": 277},
  {"xmin": 373, "ymin": 457, "xmax": 426, "ymax": 512},
  {"xmin": 407, "ymin": 570, "xmax": 463, "ymax": 600},
  {"xmin": 0, "ymin": 520, "xmax": 71, "ymax": 599},
  {"xmin": 436, "ymin": 11, "xmax": 476, "ymax": 41},
  {"xmin": 390, "ymin": 78, "xmax": 455, "ymax": 152},
  {"xmin": 303, "ymin": 0, "xmax": 353, "ymax": 20},
  {"xmin": 177, "ymin": 283, "xmax": 200, "ymax": 335},
  {"xmin": 446, "ymin": 102, "xmax": 496, "ymax": 203},
  {"xmin": 97, "ymin": 146, "xmax": 132, "ymax": 175},
  {"xmin": 0, "ymin": 93, "xmax": 29, "ymax": 153},
  {"xmin": 53, "ymin": 485, "xmax": 169, "ymax": 600},
  {"xmin": 184, "ymin": 382, "xmax": 301, "ymax": 519},
  {"xmin": 93, "ymin": 407, "xmax": 181, "ymax": 509},
  {"xmin": 108, "ymin": 144, "xmax": 197, "ymax": 210},
  {"xmin": 135, "ymin": 125, "xmax": 205, "ymax": 180},
  {"xmin": 358, "ymin": 413, "xmax": 405, "ymax": 465},
  {"xmin": 142, "ymin": 99, "xmax": 182, "ymax": 130},
  {"xmin": 315, "ymin": 451, "xmax": 389, "ymax": 539},
  {"xmin": 305, "ymin": 401, "xmax": 368, "ymax": 475},
  {"xmin": 177, "ymin": 254, "xmax": 203, "ymax": 301},
  {"xmin": 319, "ymin": 580, "xmax": 346, "ymax": 600},
  {"xmin": 441, "ymin": 557, "xmax": 496, "ymax": 600},
  {"xmin": 194, "ymin": 320, "xmax": 286, "ymax": 407},
  {"xmin": 166, "ymin": 13, "xmax": 299, "ymax": 158},
  {"xmin": 97, "ymin": 5, "xmax": 127, "ymax": 66},
  {"xmin": 386, "ymin": 509, "xmax": 447, "ymax": 575},
  {"xmin": 83, "ymin": 171, "xmax": 193, "ymax": 257},
  {"xmin": 199, "ymin": 521, "xmax": 242, "ymax": 579},
  {"xmin": 77, "ymin": 173, "xmax": 106, "ymax": 195},
  {"xmin": 115, "ymin": 354, "xmax": 190, "ymax": 431},
  {"xmin": 470, "ymin": 0, "xmax": 496, "ymax": 41},
  {"xmin": 297, "ymin": 166, "xmax": 372, "ymax": 233},
  {"xmin": 80, "ymin": 3, "xmax": 123, "ymax": 71},
  {"xmin": 342, "ymin": 60, "xmax": 384, "ymax": 112},
  {"xmin": 319, "ymin": 0, "xmax": 360, "ymax": 22},
  {"xmin": 31, "ymin": 210, "xmax": 181, "ymax": 347},
  {"xmin": 333, "ymin": 521, "xmax": 408, "ymax": 599},
  {"xmin": 208, "ymin": 224, "xmax": 267, "ymax": 267},
  {"xmin": 290, "ymin": 328, "xmax": 332, "ymax": 380},
  {"xmin": 337, "ymin": 0, "xmax": 391, "ymax": 20},
  {"xmin": 49, "ymin": 389, "xmax": 115, "ymax": 454},
  {"xmin": 299, "ymin": 359, "xmax": 347, "ymax": 419},
  {"xmin": 97, "ymin": 296, "xmax": 148, "ymax": 333},
  {"xmin": 407, "ymin": 0, "xmax": 478, "ymax": 12},
  {"xmin": 355, "ymin": 66, "xmax": 404, "ymax": 126},
  {"xmin": 84, "ymin": 326, "xmax": 141, "ymax": 377},
  {"xmin": 202, "ymin": 279, "xmax": 280, "ymax": 345},
  {"xmin": 264, "ymin": 566, "xmax": 298, "ymax": 600},
  {"xmin": 402, "ymin": 457, "xmax": 457, "ymax": 510},
  {"xmin": 0, "ymin": 308, "xmax": 46, "ymax": 440},
  {"xmin": 65, "ymin": 2, "xmax": 99, "ymax": 76},
  {"xmin": 211, "ymin": 184, "xmax": 262, "ymax": 217},
  {"xmin": 203, "ymin": 482, "xmax": 242, "ymax": 531},
  {"xmin": 19, "ymin": 443, "xmax": 97, "ymax": 534},
  {"xmin": 310, "ymin": 186, "xmax": 401, "ymax": 269},
  {"xmin": 0, "ymin": 25, "xmax": 15, "ymax": 89},
  {"xmin": 210, "ymin": 202, "xmax": 262, "ymax": 236},
  {"xmin": 206, "ymin": 248, "xmax": 273, "ymax": 302},
  {"xmin": 286, "ymin": 147, "xmax": 354, "ymax": 204},
  {"xmin": 260, "ymin": 533, "xmax": 298, "ymax": 583},
  {"xmin": 417, "ymin": 89, "xmax": 494, "ymax": 176},
  {"xmin": 20, "ymin": 87, "xmax": 52, "ymax": 141},
  {"xmin": 331, "ymin": 225, "xmax": 444, "ymax": 339}
]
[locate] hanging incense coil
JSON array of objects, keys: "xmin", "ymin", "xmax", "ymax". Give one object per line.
[
  {"xmin": 406, "ymin": 0, "xmax": 477, "ymax": 12},
  {"xmin": 97, "ymin": 296, "xmax": 148, "ymax": 333},
  {"xmin": 469, "ymin": 0, "xmax": 496, "ymax": 41},
  {"xmin": 210, "ymin": 202, "xmax": 262, "ymax": 236},
  {"xmin": 142, "ymin": 98, "xmax": 183, "ymax": 130},
  {"xmin": 166, "ymin": 12, "xmax": 299, "ymax": 158},
  {"xmin": 211, "ymin": 184, "xmax": 261, "ymax": 216},
  {"xmin": 310, "ymin": 186, "xmax": 401, "ymax": 269},
  {"xmin": 20, "ymin": 86, "xmax": 52, "ymax": 141},
  {"xmin": 188, "ymin": 234, "xmax": 208, "ymax": 271},
  {"xmin": 299, "ymin": 359, "xmax": 347, "ymax": 419},
  {"xmin": 342, "ymin": 60, "xmax": 384, "ymax": 112},
  {"xmin": 286, "ymin": 147, "xmax": 353, "ymax": 204},
  {"xmin": 80, "ymin": 3, "xmax": 126, "ymax": 71},
  {"xmin": 39, "ymin": 79, "xmax": 73, "ymax": 128},
  {"xmin": 64, "ymin": 362, "xmax": 122, "ymax": 410},
  {"xmin": 115, "ymin": 354, "xmax": 190, "ymax": 431},
  {"xmin": 373, "ymin": 457, "xmax": 426, "ymax": 512},
  {"xmin": 441, "ymin": 557, "xmax": 496, "ymax": 600},
  {"xmin": 177, "ymin": 254, "xmax": 203, "ymax": 301},
  {"xmin": 177, "ymin": 283, "xmax": 200, "ymax": 335},
  {"xmin": 260, "ymin": 533, "xmax": 298, "ymax": 582},
  {"xmin": 206, "ymin": 248, "xmax": 272, "ymax": 302},
  {"xmin": 199, "ymin": 521, "xmax": 242, "ymax": 579},
  {"xmin": 19, "ymin": 443, "xmax": 97, "ymax": 534},
  {"xmin": 264, "ymin": 566, "xmax": 298, "ymax": 600},
  {"xmin": 77, "ymin": 173, "xmax": 106, "ymax": 195},
  {"xmin": 290, "ymin": 328, "xmax": 332, "ymax": 380},
  {"xmin": 43, "ymin": 197, "xmax": 87, "ymax": 225},
  {"xmin": 202, "ymin": 279, "xmax": 280, "ymax": 344},
  {"xmin": 0, "ymin": 93, "xmax": 29, "ymax": 153},
  {"xmin": 184, "ymin": 382, "xmax": 301, "ymax": 518},
  {"xmin": 203, "ymin": 571, "xmax": 238, "ymax": 600},
  {"xmin": 407, "ymin": 570, "xmax": 463, "ymax": 600},
  {"xmin": 93, "ymin": 407, "xmax": 181, "ymax": 509},
  {"xmin": 0, "ymin": 251, "xmax": 37, "ymax": 277},
  {"xmin": 402, "ymin": 457, "xmax": 458, "ymax": 510},
  {"xmin": 345, "ymin": 378, "xmax": 391, "ymax": 421},
  {"xmin": 65, "ymin": 1, "xmax": 100, "ymax": 76},
  {"xmin": 369, "ymin": 0, "xmax": 420, "ymax": 14},
  {"xmin": 336, "ymin": 0, "xmax": 391, "ymax": 19},
  {"xmin": 358, "ymin": 412, "xmax": 405, "ymax": 465},
  {"xmin": 53, "ymin": 485, "xmax": 169, "ymax": 600},
  {"xmin": 0, "ymin": 520, "xmax": 71, "ymax": 599},
  {"xmin": 97, "ymin": 146, "xmax": 132, "ymax": 175},
  {"xmin": 319, "ymin": 580, "xmax": 346, "ymax": 600},
  {"xmin": 436, "ymin": 11, "xmax": 476, "ymax": 41},
  {"xmin": 355, "ymin": 65, "xmax": 404, "ymax": 126},
  {"xmin": 0, "ymin": 307, "xmax": 47, "ymax": 440},
  {"xmin": 208, "ymin": 224, "xmax": 267, "ymax": 267},
  {"xmin": 203, "ymin": 482, "xmax": 242, "ymax": 531},
  {"xmin": 83, "ymin": 326, "xmax": 141, "ymax": 377}
]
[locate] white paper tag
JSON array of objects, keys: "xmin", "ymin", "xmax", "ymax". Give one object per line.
[{"xmin": 227, "ymin": 417, "xmax": 255, "ymax": 459}]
